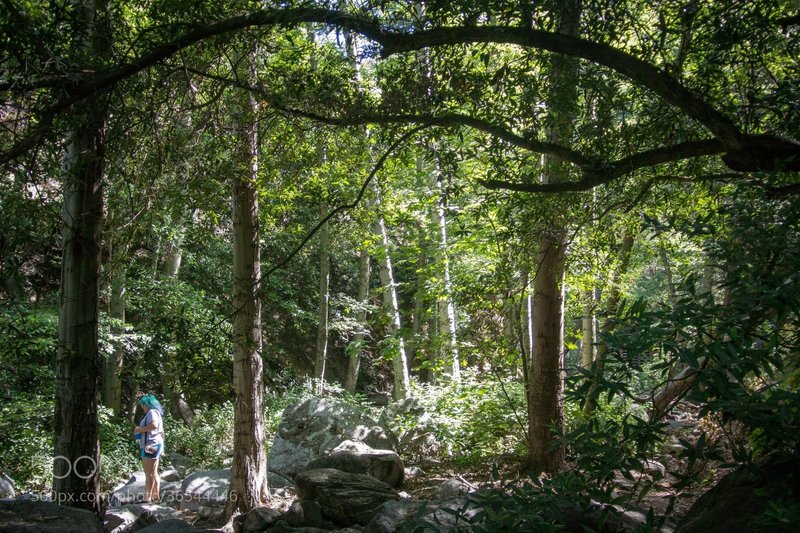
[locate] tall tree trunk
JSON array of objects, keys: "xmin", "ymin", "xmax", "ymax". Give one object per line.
[
  {"xmin": 374, "ymin": 187, "xmax": 411, "ymax": 400},
  {"xmin": 161, "ymin": 235, "xmax": 184, "ymax": 278},
  {"xmin": 345, "ymin": 246, "xmax": 370, "ymax": 393},
  {"xmin": 0, "ymin": 235, "xmax": 24, "ymax": 302},
  {"xmin": 411, "ymin": 229, "xmax": 429, "ymax": 382},
  {"xmin": 102, "ymin": 239, "xmax": 125, "ymax": 416},
  {"xmin": 429, "ymin": 155, "xmax": 460, "ymax": 381},
  {"xmin": 157, "ymin": 229, "xmax": 195, "ymax": 428},
  {"xmin": 581, "ymin": 289, "xmax": 596, "ymax": 369},
  {"xmin": 227, "ymin": 68, "xmax": 268, "ymax": 515},
  {"xmin": 526, "ymin": 0, "xmax": 582, "ymax": 474},
  {"xmin": 314, "ymin": 202, "xmax": 331, "ymax": 390},
  {"xmin": 522, "ymin": 270, "xmax": 534, "ymax": 365},
  {"xmin": 584, "ymin": 231, "xmax": 636, "ymax": 414},
  {"xmin": 52, "ymin": 0, "xmax": 109, "ymax": 512}
]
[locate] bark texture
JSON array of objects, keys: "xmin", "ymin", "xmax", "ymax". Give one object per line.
[
  {"xmin": 526, "ymin": 0, "xmax": 581, "ymax": 474},
  {"xmin": 52, "ymin": 0, "xmax": 109, "ymax": 512},
  {"xmin": 227, "ymin": 83, "xmax": 268, "ymax": 514}
]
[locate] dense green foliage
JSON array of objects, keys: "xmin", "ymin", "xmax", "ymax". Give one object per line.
[{"xmin": 1, "ymin": 0, "xmax": 799, "ymax": 526}]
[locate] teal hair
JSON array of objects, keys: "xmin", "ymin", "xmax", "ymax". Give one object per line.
[{"xmin": 139, "ymin": 394, "xmax": 164, "ymax": 415}]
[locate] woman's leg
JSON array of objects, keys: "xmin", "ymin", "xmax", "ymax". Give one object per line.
[
  {"xmin": 152, "ymin": 456, "xmax": 160, "ymax": 500},
  {"xmin": 142, "ymin": 458, "xmax": 155, "ymax": 502}
]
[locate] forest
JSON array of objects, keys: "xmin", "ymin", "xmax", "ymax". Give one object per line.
[{"xmin": 0, "ymin": 0, "xmax": 799, "ymax": 531}]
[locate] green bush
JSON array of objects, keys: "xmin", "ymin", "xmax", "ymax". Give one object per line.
[{"xmin": 387, "ymin": 371, "xmax": 527, "ymax": 464}]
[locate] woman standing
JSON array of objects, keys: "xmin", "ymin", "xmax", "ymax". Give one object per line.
[{"xmin": 134, "ymin": 394, "xmax": 165, "ymax": 502}]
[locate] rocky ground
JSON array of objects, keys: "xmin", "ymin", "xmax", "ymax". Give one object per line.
[{"xmin": 2, "ymin": 397, "xmax": 784, "ymax": 533}]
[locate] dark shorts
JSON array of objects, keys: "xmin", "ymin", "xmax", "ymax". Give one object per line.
[{"xmin": 141, "ymin": 443, "xmax": 163, "ymax": 460}]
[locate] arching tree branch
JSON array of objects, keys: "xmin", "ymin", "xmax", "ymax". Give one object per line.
[{"xmin": 2, "ymin": 7, "xmax": 799, "ymax": 172}]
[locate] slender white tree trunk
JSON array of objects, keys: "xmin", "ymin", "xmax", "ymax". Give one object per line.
[
  {"xmin": 581, "ymin": 289, "xmax": 596, "ymax": 369},
  {"xmin": 428, "ymin": 156, "xmax": 460, "ymax": 382},
  {"xmin": 374, "ymin": 188, "xmax": 411, "ymax": 400},
  {"xmin": 314, "ymin": 202, "xmax": 331, "ymax": 390}
]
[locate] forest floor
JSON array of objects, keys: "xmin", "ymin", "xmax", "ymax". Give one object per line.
[{"xmin": 191, "ymin": 402, "xmax": 734, "ymax": 531}]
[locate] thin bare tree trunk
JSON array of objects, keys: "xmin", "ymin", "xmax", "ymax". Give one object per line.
[
  {"xmin": 411, "ymin": 231, "xmax": 429, "ymax": 382},
  {"xmin": 345, "ymin": 247, "xmax": 370, "ymax": 393},
  {"xmin": 314, "ymin": 203, "xmax": 331, "ymax": 389},
  {"xmin": 374, "ymin": 187, "xmax": 410, "ymax": 400},
  {"xmin": 227, "ymin": 63, "xmax": 268, "ymax": 514},
  {"xmin": 526, "ymin": 0, "xmax": 581, "ymax": 474},
  {"xmin": 430, "ymin": 157, "xmax": 460, "ymax": 381},
  {"xmin": 581, "ymin": 289, "xmax": 596, "ymax": 369},
  {"xmin": 161, "ymin": 236, "xmax": 184, "ymax": 278},
  {"xmin": 584, "ymin": 231, "xmax": 636, "ymax": 414},
  {"xmin": 103, "ymin": 239, "xmax": 125, "ymax": 416},
  {"xmin": 0, "ymin": 235, "xmax": 24, "ymax": 302}
]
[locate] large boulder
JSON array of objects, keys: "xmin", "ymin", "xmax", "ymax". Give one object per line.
[
  {"xmin": 104, "ymin": 503, "xmax": 182, "ymax": 533},
  {"xmin": 163, "ymin": 453, "xmax": 192, "ymax": 478},
  {"xmin": 379, "ymin": 398, "xmax": 439, "ymax": 458},
  {"xmin": 179, "ymin": 469, "xmax": 229, "ymax": 513},
  {"xmin": 108, "ymin": 471, "xmax": 148, "ymax": 507},
  {"xmin": 305, "ymin": 440, "xmax": 404, "ymax": 488},
  {"xmin": 109, "ymin": 471, "xmax": 184, "ymax": 508},
  {"xmin": 268, "ymin": 397, "xmax": 392, "ymax": 479},
  {"xmin": 0, "ymin": 500, "xmax": 103, "ymax": 532},
  {"xmin": 243, "ymin": 506, "xmax": 282, "ymax": 532},
  {"xmin": 294, "ymin": 468, "xmax": 398, "ymax": 526},
  {"xmin": 363, "ymin": 497, "xmax": 479, "ymax": 533},
  {"xmin": 677, "ymin": 455, "xmax": 800, "ymax": 533},
  {"xmin": 178, "ymin": 468, "xmax": 291, "ymax": 513}
]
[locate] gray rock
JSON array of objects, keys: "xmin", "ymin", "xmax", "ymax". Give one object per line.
[
  {"xmin": 364, "ymin": 497, "xmax": 478, "ymax": 533},
  {"xmin": 244, "ymin": 506, "xmax": 282, "ymax": 532},
  {"xmin": 0, "ymin": 500, "xmax": 103, "ymax": 532},
  {"xmin": 160, "ymin": 467, "xmax": 181, "ymax": 483},
  {"xmin": 294, "ymin": 468, "xmax": 398, "ymax": 526},
  {"xmin": 403, "ymin": 466, "xmax": 424, "ymax": 481},
  {"xmin": 164, "ymin": 453, "xmax": 192, "ymax": 478},
  {"xmin": 641, "ymin": 460, "xmax": 666, "ymax": 478},
  {"xmin": 179, "ymin": 469, "xmax": 230, "ymax": 512},
  {"xmin": 284, "ymin": 500, "xmax": 323, "ymax": 528},
  {"xmin": 134, "ymin": 518, "xmax": 198, "ymax": 533},
  {"xmin": 267, "ymin": 471, "xmax": 295, "ymax": 489},
  {"xmin": 0, "ymin": 473, "xmax": 14, "ymax": 499},
  {"xmin": 157, "ymin": 482, "xmax": 183, "ymax": 509},
  {"xmin": 232, "ymin": 513, "xmax": 247, "ymax": 533},
  {"xmin": 268, "ymin": 397, "xmax": 389, "ymax": 480},
  {"xmin": 362, "ymin": 499, "xmax": 417, "ymax": 533},
  {"xmin": 103, "ymin": 507, "xmax": 137, "ymax": 533},
  {"xmin": 434, "ymin": 479, "xmax": 469, "ymax": 500},
  {"xmin": 123, "ymin": 502, "xmax": 182, "ymax": 527},
  {"xmin": 109, "ymin": 472, "xmax": 148, "ymax": 507},
  {"xmin": 305, "ymin": 444, "xmax": 404, "ymax": 488}
]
